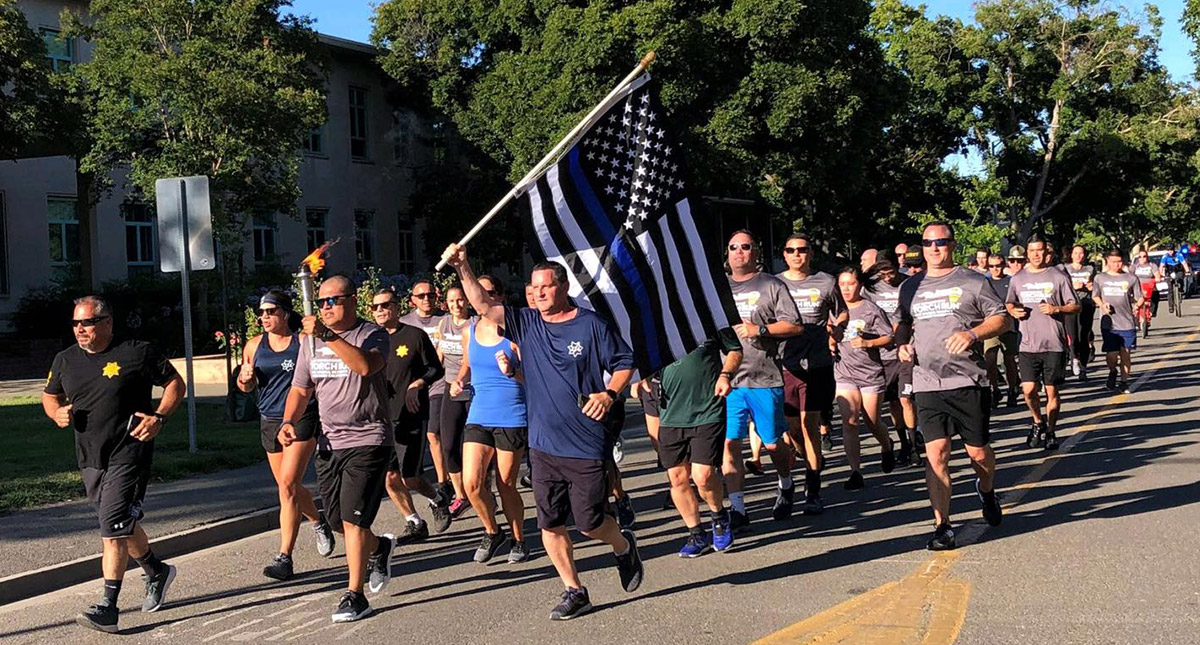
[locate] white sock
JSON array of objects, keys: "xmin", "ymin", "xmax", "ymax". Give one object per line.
[
  {"xmin": 730, "ymin": 492, "xmax": 746, "ymax": 514},
  {"xmin": 778, "ymin": 476, "xmax": 794, "ymax": 491},
  {"xmin": 405, "ymin": 513, "xmax": 421, "ymax": 524}
]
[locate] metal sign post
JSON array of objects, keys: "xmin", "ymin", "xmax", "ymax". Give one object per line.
[{"xmin": 177, "ymin": 181, "xmax": 197, "ymax": 453}]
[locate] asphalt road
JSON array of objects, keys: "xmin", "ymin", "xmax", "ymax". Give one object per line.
[{"xmin": 2, "ymin": 305, "xmax": 1199, "ymax": 644}]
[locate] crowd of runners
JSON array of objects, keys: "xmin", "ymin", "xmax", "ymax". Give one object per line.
[{"xmin": 42, "ymin": 221, "xmax": 1189, "ymax": 632}]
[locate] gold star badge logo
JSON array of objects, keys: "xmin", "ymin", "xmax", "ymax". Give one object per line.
[
  {"xmin": 396, "ymin": 345, "xmax": 409, "ymax": 358},
  {"xmin": 102, "ymin": 362, "xmax": 121, "ymax": 379}
]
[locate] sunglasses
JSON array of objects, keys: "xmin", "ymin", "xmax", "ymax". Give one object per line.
[
  {"xmin": 72, "ymin": 316, "xmax": 109, "ymax": 328},
  {"xmin": 987, "ymin": 264, "xmax": 1004, "ymax": 269},
  {"xmin": 728, "ymin": 243, "xmax": 753, "ymax": 252},
  {"xmin": 370, "ymin": 302, "xmax": 395, "ymax": 311},
  {"xmin": 921, "ymin": 238, "xmax": 953, "ymax": 247},
  {"xmin": 412, "ymin": 292, "xmax": 435, "ymax": 300},
  {"xmin": 783, "ymin": 246, "xmax": 810, "ymax": 255},
  {"xmin": 317, "ymin": 294, "xmax": 353, "ymax": 309},
  {"xmin": 485, "ymin": 289, "xmax": 498, "ymax": 297},
  {"xmin": 258, "ymin": 307, "xmax": 281, "ymax": 317},
  {"xmin": 1007, "ymin": 258, "xmax": 1026, "ymax": 263}
]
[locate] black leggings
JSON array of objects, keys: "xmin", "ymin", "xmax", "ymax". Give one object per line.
[
  {"xmin": 439, "ymin": 398, "xmax": 470, "ymax": 474},
  {"xmin": 1074, "ymin": 298, "xmax": 1096, "ymax": 365}
]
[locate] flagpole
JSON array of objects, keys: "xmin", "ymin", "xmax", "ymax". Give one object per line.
[{"xmin": 434, "ymin": 51, "xmax": 656, "ymax": 271}]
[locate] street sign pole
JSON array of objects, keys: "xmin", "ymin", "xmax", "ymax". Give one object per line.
[{"xmin": 178, "ymin": 180, "xmax": 198, "ymax": 453}]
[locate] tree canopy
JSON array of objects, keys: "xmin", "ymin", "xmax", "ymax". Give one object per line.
[{"xmin": 0, "ymin": 0, "xmax": 56, "ymax": 160}]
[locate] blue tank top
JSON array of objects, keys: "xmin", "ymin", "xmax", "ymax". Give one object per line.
[
  {"xmin": 464, "ymin": 322, "xmax": 527, "ymax": 428},
  {"xmin": 253, "ymin": 334, "xmax": 305, "ymax": 420}
]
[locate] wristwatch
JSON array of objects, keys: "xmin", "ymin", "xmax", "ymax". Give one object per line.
[
  {"xmin": 757, "ymin": 324, "xmax": 768, "ymax": 337},
  {"xmin": 604, "ymin": 388, "xmax": 619, "ymax": 402},
  {"xmin": 151, "ymin": 412, "xmax": 168, "ymax": 425},
  {"xmin": 317, "ymin": 326, "xmax": 338, "ymax": 342}
]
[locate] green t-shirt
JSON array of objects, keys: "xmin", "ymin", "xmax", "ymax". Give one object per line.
[{"xmin": 659, "ymin": 329, "xmax": 743, "ymax": 428}]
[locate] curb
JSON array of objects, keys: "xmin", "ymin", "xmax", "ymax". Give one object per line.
[{"xmin": 0, "ymin": 506, "xmax": 280, "ymax": 607}]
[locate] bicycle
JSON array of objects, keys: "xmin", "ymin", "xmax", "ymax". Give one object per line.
[
  {"xmin": 1139, "ymin": 281, "xmax": 1156, "ymax": 338},
  {"xmin": 1166, "ymin": 268, "xmax": 1185, "ymax": 317}
]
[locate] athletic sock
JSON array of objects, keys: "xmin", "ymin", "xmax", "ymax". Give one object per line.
[
  {"xmin": 688, "ymin": 524, "xmax": 705, "ymax": 538},
  {"xmin": 614, "ymin": 537, "xmax": 630, "ymax": 557},
  {"xmin": 102, "ymin": 579, "xmax": 121, "ymax": 605},
  {"xmin": 317, "ymin": 512, "xmax": 329, "ymax": 527},
  {"xmin": 778, "ymin": 475, "xmax": 794, "ymax": 491},
  {"xmin": 134, "ymin": 550, "xmax": 166, "ymax": 577},
  {"xmin": 805, "ymin": 469, "xmax": 822, "ymax": 496},
  {"xmin": 405, "ymin": 513, "xmax": 422, "ymax": 524},
  {"xmin": 729, "ymin": 492, "xmax": 746, "ymax": 514}
]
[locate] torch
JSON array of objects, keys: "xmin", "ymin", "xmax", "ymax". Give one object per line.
[{"xmin": 297, "ymin": 239, "xmax": 339, "ymax": 352}]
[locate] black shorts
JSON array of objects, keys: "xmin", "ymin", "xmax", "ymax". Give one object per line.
[
  {"xmin": 260, "ymin": 409, "xmax": 320, "ymax": 454},
  {"xmin": 425, "ymin": 394, "xmax": 444, "ymax": 436},
  {"xmin": 315, "ymin": 445, "xmax": 391, "ymax": 530},
  {"xmin": 898, "ymin": 360, "xmax": 914, "ymax": 399},
  {"xmin": 83, "ymin": 463, "xmax": 150, "ymax": 538},
  {"xmin": 464, "ymin": 424, "xmax": 528, "ymax": 452},
  {"xmin": 529, "ymin": 449, "xmax": 610, "ymax": 532},
  {"xmin": 915, "ymin": 387, "xmax": 991, "ymax": 447},
  {"xmin": 639, "ymin": 379, "xmax": 661, "ymax": 418},
  {"xmin": 883, "ymin": 360, "xmax": 901, "ymax": 402},
  {"xmin": 388, "ymin": 421, "xmax": 427, "ymax": 478},
  {"xmin": 783, "ymin": 365, "xmax": 835, "ymax": 415},
  {"xmin": 1018, "ymin": 351, "xmax": 1066, "ymax": 387},
  {"xmin": 657, "ymin": 422, "xmax": 723, "ymax": 468}
]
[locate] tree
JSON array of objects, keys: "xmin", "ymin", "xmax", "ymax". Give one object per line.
[{"xmin": 0, "ymin": 0, "xmax": 56, "ymax": 160}]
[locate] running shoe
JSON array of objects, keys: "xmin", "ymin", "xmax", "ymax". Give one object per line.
[
  {"xmin": 612, "ymin": 440, "xmax": 625, "ymax": 464},
  {"xmin": 881, "ymin": 445, "xmax": 896, "ymax": 474},
  {"xmin": 771, "ymin": 486, "xmax": 794, "ymax": 520},
  {"xmin": 615, "ymin": 494, "xmax": 637, "ymax": 530},
  {"xmin": 926, "ymin": 523, "xmax": 956, "ymax": 551},
  {"xmin": 314, "ymin": 520, "xmax": 336, "ymax": 558},
  {"xmin": 976, "ymin": 479, "xmax": 1003, "ymax": 527},
  {"xmin": 366, "ymin": 534, "xmax": 393, "ymax": 594},
  {"xmin": 896, "ymin": 442, "xmax": 912, "ymax": 466},
  {"xmin": 991, "ymin": 388, "xmax": 1002, "ymax": 409},
  {"xmin": 1006, "ymin": 388, "xmax": 1018, "ymax": 408},
  {"xmin": 448, "ymin": 497, "xmax": 471, "ymax": 519},
  {"xmin": 1026, "ymin": 422, "xmax": 1044, "ymax": 449},
  {"xmin": 801, "ymin": 492, "xmax": 824, "ymax": 515},
  {"xmin": 263, "ymin": 553, "xmax": 294, "ymax": 581},
  {"xmin": 77, "ymin": 601, "xmax": 118, "ymax": 633},
  {"xmin": 141, "ymin": 564, "xmax": 176, "ymax": 612},
  {"xmin": 1044, "ymin": 429, "xmax": 1060, "ymax": 451},
  {"xmin": 729, "ymin": 509, "xmax": 751, "ymax": 534},
  {"xmin": 394, "ymin": 519, "xmax": 429, "ymax": 546},
  {"xmin": 1071, "ymin": 358, "xmax": 1080, "ymax": 377},
  {"xmin": 678, "ymin": 531, "xmax": 713, "ymax": 558},
  {"xmin": 615, "ymin": 530, "xmax": 644, "ymax": 592},
  {"xmin": 474, "ymin": 529, "xmax": 510, "ymax": 563},
  {"xmin": 1118, "ymin": 380, "xmax": 1130, "ymax": 393},
  {"xmin": 331, "ymin": 590, "xmax": 372, "ymax": 623},
  {"xmin": 519, "ymin": 471, "xmax": 532, "ymax": 489},
  {"xmin": 744, "ymin": 459, "xmax": 766, "ymax": 477},
  {"xmin": 821, "ymin": 434, "xmax": 834, "ymax": 453},
  {"xmin": 429, "ymin": 500, "xmax": 452, "ymax": 534},
  {"xmin": 844, "ymin": 471, "xmax": 865, "ymax": 491},
  {"xmin": 1078, "ymin": 366, "xmax": 1088, "ymax": 382},
  {"xmin": 1105, "ymin": 369, "xmax": 1118, "ymax": 391},
  {"xmin": 909, "ymin": 451, "xmax": 925, "ymax": 468},
  {"xmin": 508, "ymin": 540, "xmax": 530, "ymax": 564},
  {"xmin": 550, "ymin": 587, "xmax": 592, "ymax": 621},
  {"xmin": 712, "ymin": 511, "xmax": 734, "ymax": 552}
]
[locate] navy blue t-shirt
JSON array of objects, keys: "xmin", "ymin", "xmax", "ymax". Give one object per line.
[{"xmin": 503, "ymin": 307, "xmax": 634, "ymax": 460}]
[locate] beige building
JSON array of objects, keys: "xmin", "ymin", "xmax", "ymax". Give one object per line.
[{"xmin": 0, "ymin": 0, "xmax": 445, "ymax": 330}]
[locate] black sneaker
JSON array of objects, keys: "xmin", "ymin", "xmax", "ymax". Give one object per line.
[
  {"xmin": 366, "ymin": 534, "xmax": 393, "ymax": 594},
  {"xmin": 744, "ymin": 459, "xmax": 766, "ymax": 477},
  {"xmin": 614, "ymin": 494, "xmax": 637, "ymax": 530},
  {"xmin": 1026, "ymin": 422, "xmax": 1044, "ymax": 449},
  {"xmin": 1044, "ymin": 429, "xmax": 1060, "ymax": 451},
  {"xmin": 896, "ymin": 442, "xmax": 912, "ymax": 465},
  {"xmin": 263, "ymin": 553, "xmax": 294, "ymax": 581},
  {"xmin": 772, "ymin": 486, "xmax": 794, "ymax": 520},
  {"xmin": 844, "ymin": 471, "xmax": 865, "ymax": 490},
  {"xmin": 331, "ymin": 590, "xmax": 372, "ymax": 623},
  {"xmin": 1006, "ymin": 389, "xmax": 1018, "ymax": 408},
  {"xmin": 614, "ymin": 530, "xmax": 644, "ymax": 592},
  {"xmin": 729, "ymin": 509, "xmax": 751, "ymax": 534},
  {"xmin": 473, "ymin": 529, "xmax": 510, "ymax": 563},
  {"xmin": 550, "ymin": 587, "xmax": 592, "ymax": 621},
  {"xmin": 881, "ymin": 444, "xmax": 896, "ymax": 474},
  {"xmin": 508, "ymin": 540, "xmax": 530, "ymax": 564},
  {"xmin": 429, "ymin": 500, "xmax": 452, "ymax": 534},
  {"xmin": 976, "ymin": 479, "xmax": 1002, "ymax": 527},
  {"xmin": 1106, "ymin": 369, "xmax": 1117, "ymax": 391},
  {"xmin": 314, "ymin": 520, "xmax": 336, "ymax": 558},
  {"xmin": 801, "ymin": 493, "xmax": 824, "ymax": 515},
  {"xmin": 821, "ymin": 434, "xmax": 834, "ymax": 453},
  {"xmin": 394, "ymin": 519, "xmax": 430, "ymax": 546},
  {"xmin": 77, "ymin": 601, "xmax": 119, "ymax": 633},
  {"xmin": 142, "ymin": 564, "xmax": 176, "ymax": 612},
  {"xmin": 926, "ymin": 523, "xmax": 956, "ymax": 551},
  {"xmin": 990, "ymin": 388, "xmax": 1002, "ymax": 409},
  {"xmin": 1118, "ymin": 380, "xmax": 1130, "ymax": 393},
  {"xmin": 519, "ymin": 471, "xmax": 532, "ymax": 489}
]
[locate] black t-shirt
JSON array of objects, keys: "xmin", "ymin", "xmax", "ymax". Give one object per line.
[
  {"xmin": 44, "ymin": 338, "xmax": 179, "ymax": 469},
  {"xmin": 384, "ymin": 324, "xmax": 444, "ymax": 424}
]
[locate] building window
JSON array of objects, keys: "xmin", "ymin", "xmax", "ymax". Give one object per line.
[
  {"xmin": 123, "ymin": 202, "xmax": 156, "ymax": 278},
  {"xmin": 40, "ymin": 28, "xmax": 73, "ymax": 73},
  {"xmin": 349, "ymin": 86, "xmax": 368, "ymax": 160},
  {"xmin": 252, "ymin": 212, "xmax": 277, "ymax": 264},
  {"xmin": 391, "ymin": 110, "xmax": 411, "ymax": 164},
  {"xmin": 431, "ymin": 121, "xmax": 447, "ymax": 166},
  {"xmin": 398, "ymin": 211, "xmax": 414, "ymax": 275},
  {"xmin": 354, "ymin": 209, "xmax": 375, "ymax": 269},
  {"xmin": 303, "ymin": 125, "xmax": 324, "ymax": 155},
  {"xmin": 305, "ymin": 208, "xmax": 328, "ymax": 250},
  {"xmin": 48, "ymin": 196, "xmax": 79, "ymax": 266},
  {"xmin": 0, "ymin": 192, "xmax": 8, "ymax": 295}
]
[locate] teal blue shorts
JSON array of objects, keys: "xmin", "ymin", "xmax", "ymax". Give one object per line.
[{"xmin": 725, "ymin": 387, "xmax": 786, "ymax": 446}]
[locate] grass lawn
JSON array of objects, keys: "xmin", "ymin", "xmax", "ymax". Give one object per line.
[{"xmin": 0, "ymin": 396, "xmax": 264, "ymax": 513}]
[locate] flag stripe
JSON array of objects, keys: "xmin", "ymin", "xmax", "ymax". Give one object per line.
[
  {"xmin": 526, "ymin": 180, "xmax": 597, "ymax": 313},
  {"xmin": 675, "ymin": 199, "xmax": 739, "ymax": 333},
  {"xmin": 632, "ymin": 228, "xmax": 690, "ymax": 359},
  {"xmin": 652, "ymin": 213, "xmax": 709, "ymax": 346}
]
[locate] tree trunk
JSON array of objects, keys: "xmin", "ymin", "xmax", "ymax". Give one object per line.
[{"xmin": 74, "ymin": 162, "xmax": 96, "ymax": 290}]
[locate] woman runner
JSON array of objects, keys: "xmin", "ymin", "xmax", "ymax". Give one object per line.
[{"xmin": 438, "ymin": 285, "xmax": 476, "ymax": 518}]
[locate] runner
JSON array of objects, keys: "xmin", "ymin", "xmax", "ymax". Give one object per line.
[
  {"xmin": 1005, "ymin": 236, "xmax": 1080, "ymax": 450},
  {"xmin": 1093, "ymin": 249, "xmax": 1144, "ymax": 392},
  {"xmin": 657, "ymin": 329, "xmax": 743, "ymax": 556},
  {"xmin": 370, "ymin": 287, "xmax": 451, "ymax": 544},
  {"xmin": 865, "ymin": 259, "xmax": 919, "ymax": 467},
  {"xmin": 440, "ymin": 285, "xmax": 476, "ymax": 519},
  {"xmin": 442, "ymin": 244, "xmax": 643, "ymax": 621},
  {"xmin": 1005, "ymin": 246, "xmax": 1027, "ymax": 277},
  {"xmin": 456, "ymin": 275, "xmax": 531, "ymax": 564},
  {"xmin": 1131, "ymin": 248, "xmax": 1160, "ymax": 330},
  {"xmin": 725, "ymin": 230, "xmax": 803, "ymax": 529},
  {"xmin": 983, "ymin": 256, "xmax": 1021, "ymax": 408},
  {"xmin": 236, "ymin": 290, "xmax": 336, "ymax": 580},
  {"xmin": 776, "ymin": 233, "xmax": 842, "ymax": 516},
  {"xmin": 895, "ymin": 242, "xmax": 911, "ymax": 274},
  {"xmin": 283, "ymin": 276, "xmax": 395, "ymax": 623},
  {"xmin": 44, "ymin": 296, "xmax": 185, "ymax": 633},
  {"xmin": 903, "ymin": 247, "xmax": 925, "ymax": 275},
  {"xmin": 973, "ymin": 248, "xmax": 991, "ymax": 274},
  {"xmin": 860, "ymin": 248, "xmax": 878, "ymax": 272},
  {"xmin": 897, "ymin": 222, "xmax": 1008, "ymax": 551},
  {"xmin": 399, "ymin": 280, "xmax": 452, "ymax": 510},
  {"xmin": 833, "ymin": 267, "xmax": 896, "ymax": 489},
  {"xmin": 1064, "ymin": 245, "xmax": 1098, "ymax": 381}
]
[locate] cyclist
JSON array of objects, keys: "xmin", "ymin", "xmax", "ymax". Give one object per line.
[{"xmin": 1160, "ymin": 248, "xmax": 1189, "ymax": 314}]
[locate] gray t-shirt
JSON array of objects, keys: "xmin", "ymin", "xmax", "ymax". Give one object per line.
[
  {"xmin": 776, "ymin": 271, "xmax": 844, "ymax": 370},
  {"xmin": 436, "ymin": 315, "xmax": 474, "ymax": 401},
  {"xmin": 1065, "ymin": 263, "xmax": 1097, "ymax": 295},
  {"xmin": 833, "ymin": 299, "xmax": 892, "ymax": 387},
  {"xmin": 292, "ymin": 319, "xmax": 393, "ymax": 450},
  {"xmin": 865, "ymin": 279, "xmax": 902, "ymax": 361},
  {"xmin": 729, "ymin": 272, "xmax": 800, "ymax": 388},
  {"xmin": 1005, "ymin": 267, "xmax": 1078, "ymax": 352},
  {"xmin": 1132, "ymin": 260, "xmax": 1158, "ymax": 287},
  {"xmin": 400, "ymin": 311, "xmax": 446, "ymax": 395},
  {"xmin": 1093, "ymin": 272, "xmax": 1141, "ymax": 331},
  {"xmin": 898, "ymin": 267, "xmax": 1006, "ymax": 393}
]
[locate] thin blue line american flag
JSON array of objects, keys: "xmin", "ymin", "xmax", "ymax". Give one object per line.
[{"xmin": 519, "ymin": 74, "xmax": 739, "ymax": 376}]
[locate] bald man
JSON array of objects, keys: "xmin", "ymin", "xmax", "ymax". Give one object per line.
[{"xmin": 860, "ymin": 249, "xmax": 879, "ymax": 273}]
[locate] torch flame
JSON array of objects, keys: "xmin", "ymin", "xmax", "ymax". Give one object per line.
[{"xmin": 300, "ymin": 238, "xmax": 339, "ymax": 275}]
